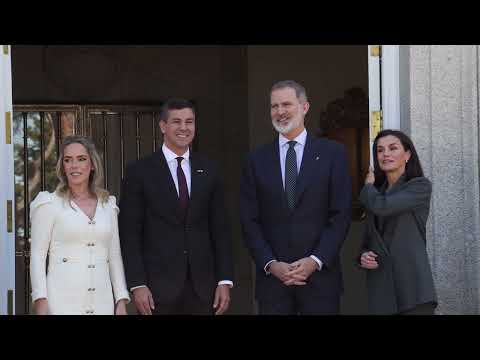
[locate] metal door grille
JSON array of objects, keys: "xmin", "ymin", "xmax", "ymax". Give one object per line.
[{"xmin": 13, "ymin": 104, "xmax": 171, "ymax": 314}]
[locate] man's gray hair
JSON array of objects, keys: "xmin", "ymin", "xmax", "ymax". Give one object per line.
[{"xmin": 271, "ymin": 80, "xmax": 308, "ymax": 102}]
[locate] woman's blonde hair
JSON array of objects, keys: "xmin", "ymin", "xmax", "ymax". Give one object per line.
[{"xmin": 55, "ymin": 135, "xmax": 109, "ymax": 203}]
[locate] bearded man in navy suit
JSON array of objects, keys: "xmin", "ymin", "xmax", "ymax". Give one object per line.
[{"xmin": 240, "ymin": 80, "xmax": 352, "ymax": 314}]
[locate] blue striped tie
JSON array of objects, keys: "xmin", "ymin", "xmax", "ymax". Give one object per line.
[{"xmin": 285, "ymin": 140, "xmax": 297, "ymax": 210}]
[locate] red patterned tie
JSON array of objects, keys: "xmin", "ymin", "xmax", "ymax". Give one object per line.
[{"xmin": 176, "ymin": 157, "xmax": 189, "ymax": 219}]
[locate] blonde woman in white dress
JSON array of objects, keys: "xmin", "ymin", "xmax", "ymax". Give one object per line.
[{"xmin": 30, "ymin": 135, "xmax": 130, "ymax": 315}]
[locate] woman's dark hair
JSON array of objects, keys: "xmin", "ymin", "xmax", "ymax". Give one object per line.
[{"xmin": 372, "ymin": 129, "xmax": 424, "ymax": 188}]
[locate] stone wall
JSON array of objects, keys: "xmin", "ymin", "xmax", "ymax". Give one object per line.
[{"xmin": 408, "ymin": 45, "xmax": 480, "ymax": 314}]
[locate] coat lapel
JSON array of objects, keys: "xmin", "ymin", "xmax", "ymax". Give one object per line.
[
  {"xmin": 366, "ymin": 179, "xmax": 404, "ymax": 256},
  {"xmin": 367, "ymin": 213, "xmax": 390, "ymax": 256},
  {"xmin": 385, "ymin": 174, "xmax": 407, "ymax": 195}
]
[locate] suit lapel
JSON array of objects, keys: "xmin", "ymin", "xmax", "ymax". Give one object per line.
[
  {"xmin": 187, "ymin": 154, "xmax": 206, "ymax": 223},
  {"xmin": 294, "ymin": 134, "xmax": 316, "ymax": 207},
  {"xmin": 270, "ymin": 140, "xmax": 289, "ymax": 213},
  {"xmin": 189, "ymin": 154, "xmax": 199, "ymax": 204},
  {"xmin": 152, "ymin": 150, "xmax": 180, "ymax": 209}
]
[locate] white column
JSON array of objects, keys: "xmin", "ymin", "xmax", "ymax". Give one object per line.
[
  {"xmin": 368, "ymin": 45, "xmax": 381, "ymax": 165},
  {"xmin": 0, "ymin": 44, "xmax": 15, "ymax": 315},
  {"xmin": 381, "ymin": 45, "xmax": 401, "ymax": 130}
]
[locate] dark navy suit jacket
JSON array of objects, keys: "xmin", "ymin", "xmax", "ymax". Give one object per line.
[{"xmin": 240, "ymin": 134, "xmax": 352, "ymax": 304}]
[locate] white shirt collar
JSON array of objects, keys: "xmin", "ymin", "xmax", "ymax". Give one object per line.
[
  {"xmin": 162, "ymin": 143, "xmax": 190, "ymax": 163},
  {"xmin": 279, "ymin": 128, "xmax": 307, "ymax": 148}
]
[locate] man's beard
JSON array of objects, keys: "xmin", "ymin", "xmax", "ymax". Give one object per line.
[{"xmin": 272, "ymin": 116, "xmax": 301, "ymax": 134}]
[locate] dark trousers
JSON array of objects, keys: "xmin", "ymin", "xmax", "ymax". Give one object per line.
[
  {"xmin": 258, "ymin": 282, "xmax": 340, "ymax": 315},
  {"xmin": 151, "ymin": 264, "xmax": 213, "ymax": 315},
  {"xmin": 399, "ymin": 302, "xmax": 436, "ymax": 315}
]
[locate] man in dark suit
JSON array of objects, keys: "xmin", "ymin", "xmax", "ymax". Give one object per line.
[
  {"xmin": 119, "ymin": 99, "xmax": 233, "ymax": 315},
  {"xmin": 240, "ymin": 80, "xmax": 352, "ymax": 314}
]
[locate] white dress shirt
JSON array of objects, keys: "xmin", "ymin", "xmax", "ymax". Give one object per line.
[
  {"xmin": 162, "ymin": 144, "xmax": 192, "ymax": 196},
  {"xmin": 264, "ymin": 129, "xmax": 323, "ymax": 274},
  {"xmin": 131, "ymin": 144, "xmax": 233, "ymax": 291}
]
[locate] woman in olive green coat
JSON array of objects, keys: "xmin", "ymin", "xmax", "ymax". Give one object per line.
[{"xmin": 359, "ymin": 129, "xmax": 437, "ymax": 315}]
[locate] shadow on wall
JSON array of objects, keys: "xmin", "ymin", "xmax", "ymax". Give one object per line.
[
  {"xmin": 318, "ymin": 87, "xmax": 369, "ymax": 135},
  {"xmin": 317, "ymin": 87, "xmax": 370, "ymax": 205}
]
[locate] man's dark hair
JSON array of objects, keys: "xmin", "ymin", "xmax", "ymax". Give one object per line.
[
  {"xmin": 372, "ymin": 129, "xmax": 425, "ymax": 189},
  {"xmin": 159, "ymin": 98, "xmax": 196, "ymax": 122}
]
